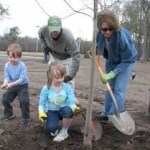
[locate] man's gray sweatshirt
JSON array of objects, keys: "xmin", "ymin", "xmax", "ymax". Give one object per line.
[{"xmin": 38, "ymin": 26, "xmax": 80, "ymax": 78}]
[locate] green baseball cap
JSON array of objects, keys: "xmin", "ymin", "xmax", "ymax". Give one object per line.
[{"xmin": 48, "ymin": 16, "xmax": 62, "ymax": 32}]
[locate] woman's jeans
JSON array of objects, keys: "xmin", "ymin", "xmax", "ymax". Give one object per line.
[
  {"xmin": 45, "ymin": 106, "xmax": 73, "ymax": 134},
  {"xmin": 102, "ymin": 62, "xmax": 135, "ymax": 116}
]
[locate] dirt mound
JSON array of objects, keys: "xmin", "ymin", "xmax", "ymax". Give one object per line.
[{"xmin": 0, "ymin": 57, "xmax": 150, "ymax": 150}]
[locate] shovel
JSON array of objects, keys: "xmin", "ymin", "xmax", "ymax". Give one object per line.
[
  {"xmin": 88, "ymin": 51, "xmax": 135, "ymax": 135},
  {"xmin": 74, "ymin": 107, "xmax": 103, "ymax": 141}
]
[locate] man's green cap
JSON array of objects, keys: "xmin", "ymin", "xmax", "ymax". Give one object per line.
[{"xmin": 48, "ymin": 16, "xmax": 62, "ymax": 32}]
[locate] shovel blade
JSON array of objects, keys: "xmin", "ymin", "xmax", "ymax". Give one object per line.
[
  {"xmin": 80, "ymin": 120, "xmax": 103, "ymax": 141},
  {"xmin": 108, "ymin": 111, "xmax": 135, "ymax": 135},
  {"xmin": 91, "ymin": 119, "xmax": 103, "ymax": 141}
]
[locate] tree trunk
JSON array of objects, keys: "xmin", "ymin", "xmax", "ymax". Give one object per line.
[{"xmin": 141, "ymin": 0, "xmax": 150, "ymax": 62}]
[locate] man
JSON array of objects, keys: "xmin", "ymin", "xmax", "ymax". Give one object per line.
[{"xmin": 38, "ymin": 16, "xmax": 80, "ymax": 104}]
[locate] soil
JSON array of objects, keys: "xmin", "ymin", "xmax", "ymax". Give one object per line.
[{"xmin": 0, "ymin": 55, "xmax": 150, "ymax": 150}]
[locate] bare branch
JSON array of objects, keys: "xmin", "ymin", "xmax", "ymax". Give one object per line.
[
  {"xmin": 108, "ymin": 0, "xmax": 122, "ymax": 8},
  {"xmin": 63, "ymin": 0, "xmax": 92, "ymax": 18},
  {"xmin": 35, "ymin": 0, "xmax": 50, "ymax": 17},
  {"xmin": 98, "ymin": 0, "xmax": 123, "ymax": 10},
  {"xmin": 81, "ymin": 0, "xmax": 94, "ymax": 11}
]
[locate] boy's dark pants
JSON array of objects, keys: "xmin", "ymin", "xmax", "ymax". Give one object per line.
[{"xmin": 2, "ymin": 84, "xmax": 30, "ymax": 120}]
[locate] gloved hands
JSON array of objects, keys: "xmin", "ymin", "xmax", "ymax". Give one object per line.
[
  {"xmin": 101, "ymin": 71, "xmax": 116, "ymax": 84},
  {"xmin": 72, "ymin": 106, "xmax": 80, "ymax": 112},
  {"xmin": 39, "ymin": 111, "xmax": 47, "ymax": 123},
  {"xmin": 64, "ymin": 75, "xmax": 73, "ymax": 83},
  {"xmin": 44, "ymin": 47, "xmax": 52, "ymax": 54}
]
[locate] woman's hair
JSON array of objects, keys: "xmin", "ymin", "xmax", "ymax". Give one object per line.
[
  {"xmin": 7, "ymin": 43, "xmax": 22, "ymax": 58},
  {"xmin": 97, "ymin": 9, "xmax": 120, "ymax": 32},
  {"xmin": 47, "ymin": 61, "xmax": 66, "ymax": 87}
]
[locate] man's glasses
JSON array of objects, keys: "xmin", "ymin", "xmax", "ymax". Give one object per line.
[{"xmin": 101, "ymin": 28, "xmax": 113, "ymax": 32}]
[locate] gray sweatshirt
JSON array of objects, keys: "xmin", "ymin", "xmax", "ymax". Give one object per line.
[{"xmin": 38, "ymin": 26, "xmax": 80, "ymax": 78}]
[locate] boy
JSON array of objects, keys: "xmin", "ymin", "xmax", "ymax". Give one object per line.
[{"xmin": 1, "ymin": 44, "xmax": 30, "ymax": 125}]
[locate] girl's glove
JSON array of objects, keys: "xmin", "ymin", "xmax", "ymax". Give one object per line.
[
  {"xmin": 72, "ymin": 106, "xmax": 80, "ymax": 112},
  {"xmin": 39, "ymin": 111, "xmax": 47, "ymax": 123},
  {"xmin": 101, "ymin": 71, "xmax": 116, "ymax": 84}
]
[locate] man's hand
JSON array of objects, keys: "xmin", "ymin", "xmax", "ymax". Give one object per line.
[
  {"xmin": 39, "ymin": 111, "xmax": 47, "ymax": 123},
  {"xmin": 101, "ymin": 71, "xmax": 116, "ymax": 84},
  {"xmin": 64, "ymin": 75, "xmax": 72, "ymax": 83},
  {"xmin": 44, "ymin": 47, "xmax": 52, "ymax": 54}
]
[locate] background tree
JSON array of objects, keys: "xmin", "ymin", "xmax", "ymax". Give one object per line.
[
  {"xmin": 63, "ymin": 0, "xmax": 150, "ymax": 61},
  {"xmin": 0, "ymin": 3, "xmax": 8, "ymax": 21},
  {"xmin": 140, "ymin": 0, "xmax": 150, "ymax": 62},
  {"xmin": 4, "ymin": 27, "xmax": 20, "ymax": 42},
  {"xmin": 121, "ymin": 0, "xmax": 150, "ymax": 61},
  {"xmin": 0, "ymin": 0, "xmax": 149, "ymax": 61}
]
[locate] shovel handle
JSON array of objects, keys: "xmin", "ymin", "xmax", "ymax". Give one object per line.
[
  {"xmin": 88, "ymin": 51, "xmax": 120, "ymax": 117},
  {"xmin": 88, "ymin": 51, "xmax": 110, "ymax": 90},
  {"xmin": 88, "ymin": 51, "xmax": 104, "ymax": 76}
]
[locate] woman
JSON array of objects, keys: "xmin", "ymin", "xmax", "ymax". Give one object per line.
[{"xmin": 97, "ymin": 9, "xmax": 138, "ymax": 119}]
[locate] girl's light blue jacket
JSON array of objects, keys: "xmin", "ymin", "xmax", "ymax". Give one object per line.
[{"xmin": 38, "ymin": 83, "xmax": 76, "ymax": 112}]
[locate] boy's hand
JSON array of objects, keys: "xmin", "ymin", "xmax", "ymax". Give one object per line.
[
  {"xmin": 39, "ymin": 111, "xmax": 47, "ymax": 123},
  {"xmin": 1, "ymin": 84, "xmax": 7, "ymax": 89}
]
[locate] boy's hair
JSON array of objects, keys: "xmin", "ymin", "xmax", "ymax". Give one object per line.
[
  {"xmin": 97, "ymin": 9, "xmax": 120, "ymax": 32},
  {"xmin": 47, "ymin": 61, "xmax": 66, "ymax": 87},
  {"xmin": 7, "ymin": 43, "xmax": 22, "ymax": 58}
]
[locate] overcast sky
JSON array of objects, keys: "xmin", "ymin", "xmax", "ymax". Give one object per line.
[{"xmin": 0, "ymin": 0, "xmax": 93, "ymax": 40}]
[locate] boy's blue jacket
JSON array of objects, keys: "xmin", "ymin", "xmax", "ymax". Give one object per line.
[{"xmin": 97, "ymin": 28, "xmax": 138, "ymax": 75}]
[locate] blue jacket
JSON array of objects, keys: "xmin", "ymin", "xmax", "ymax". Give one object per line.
[
  {"xmin": 4, "ymin": 60, "xmax": 29, "ymax": 85},
  {"xmin": 97, "ymin": 28, "xmax": 138, "ymax": 75}
]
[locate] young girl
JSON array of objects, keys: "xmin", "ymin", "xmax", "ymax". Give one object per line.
[{"xmin": 38, "ymin": 61, "xmax": 79, "ymax": 142}]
